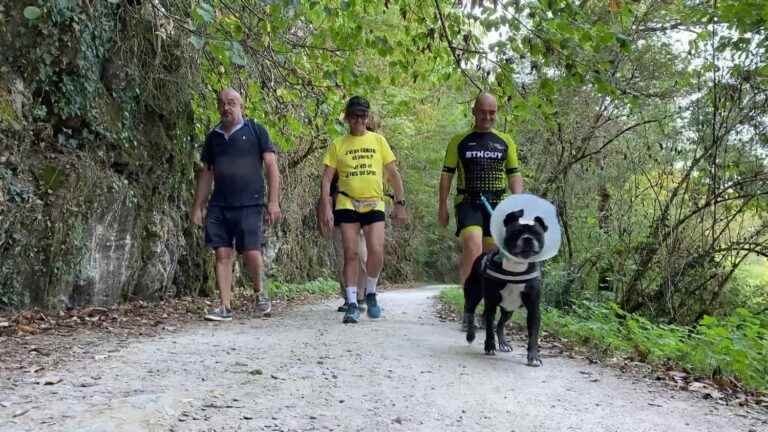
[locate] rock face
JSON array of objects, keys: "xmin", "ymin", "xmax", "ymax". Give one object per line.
[
  {"xmin": 70, "ymin": 190, "xmax": 137, "ymax": 307},
  {"xmin": 133, "ymin": 211, "xmax": 182, "ymax": 300},
  {"xmin": 0, "ymin": 0, "xmax": 215, "ymax": 310}
]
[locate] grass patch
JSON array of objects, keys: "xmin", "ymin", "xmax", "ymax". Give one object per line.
[
  {"xmin": 438, "ymin": 286, "xmax": 464, "ymax": 312},
  {"xmin": 438, "ymin": 284, "xmax": 488, "ymax": 316},
  {"xmin": 269, "ymin": 278, "xmax": 339, "ymax": 302},
  {"xmin": 439, "ymin": 287, "xmax": 768, "ymax": 392}
]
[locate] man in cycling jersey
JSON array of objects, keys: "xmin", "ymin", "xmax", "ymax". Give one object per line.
[{"xmin": 437, "ymin": 93, "xmax": 524, "ymax": 285}]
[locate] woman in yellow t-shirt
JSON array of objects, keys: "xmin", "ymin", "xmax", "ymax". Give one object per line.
[{"xmin": 320, "ymin": 96, "xmax": 408, "ymax": 324}]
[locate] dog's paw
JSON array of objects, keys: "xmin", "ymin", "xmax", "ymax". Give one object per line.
[
  {"xmin": 464, "ymin": 313, "xmax": 476, "ymax": 344},
  {"xmin": 526, "ymin": 353, "xmax": 543, "ymax": 367},
  {"xmin": 484, "ymin": 340, "xmax": 496, "ymax": 355}
]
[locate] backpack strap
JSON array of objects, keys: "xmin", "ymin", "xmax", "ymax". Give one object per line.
[
  {"xmin": 245, "ymin": 118, "xmax": 271, "ymax": 154},
  {"xmin": 245, "ymin": 119, "xmax": 258, "ymax": 140}
]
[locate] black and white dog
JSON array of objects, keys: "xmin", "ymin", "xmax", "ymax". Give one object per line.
[{"xmin": 463, "ymin": 208, "xmax": 547, "ymax": 366}]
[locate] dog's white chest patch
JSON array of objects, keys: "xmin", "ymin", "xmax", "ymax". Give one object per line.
[{"xmin": 500, "ymin": 283, "xmax": 526, "ymax": 311}]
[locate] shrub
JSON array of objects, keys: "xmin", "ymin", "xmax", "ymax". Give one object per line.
[{"xmin": 439, "ymin": 287, "xmax": 768, "ymax": 391}]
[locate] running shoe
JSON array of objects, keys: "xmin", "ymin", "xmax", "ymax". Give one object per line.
[
  {"xmin": 342, "ymin": 302, "xmax": 361, "ymax": 324},
  {"xmin": 365, "ymin": 293, "xmax": 381, "ymax": 319},
  {"xmin": 256, "ymin": 289, "xmax": 271, "ymax": 316},
  {"xmin": 204, "ymin": 306, "xmax": 233, "ymax": 321}
]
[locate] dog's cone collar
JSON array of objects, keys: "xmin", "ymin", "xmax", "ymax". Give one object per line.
[{"xmin": 490, "ymin": 193, "xmax": 561, "ymax": 262}]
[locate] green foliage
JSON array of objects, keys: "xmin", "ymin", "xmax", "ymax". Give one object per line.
[
  {"xmin": 725, "ymin": 256, "xmax": 768, "ymax": 314},
  {"xmin": 189, "ymin": 0, "xmax": 458, "ymax": 151},
  {"xmin": 688, "ymin": 309, "xmax": 768, "ymax": 390},
  {"xmin": 35, "ymin": 164, "xmax": 66, "ymax": 193},
  {"xmin": 0, "ymin": 98, "xmax": 17, "ymax": 124},
  {"xmin": 370, "ymin": 84, "xmax": 469, "ymax": 281},
  {"xmin": 447, "ymin": 0, "xmax": 768, "ymax": 322},
  {"xmin": 437, "ymin": 287, "xmax": 768, "ymax": 391},
  {"xmin": 466, "ymin": 0, "xmax": 643, "ymax": 126},
  {"xmin": 13, "ymin": 0, "xmax": 120, "ymax": 124},
  {"xmin": 22, "ymin": 6, "xmax": 41, "ymax": 21}
]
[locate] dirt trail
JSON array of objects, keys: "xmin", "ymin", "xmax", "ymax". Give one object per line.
[{"xmin": 1, "ymin": 286, "xmax": 766, "ymax": 432}]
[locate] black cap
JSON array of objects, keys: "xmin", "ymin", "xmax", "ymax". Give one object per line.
[{"xmin": 345, "ymin": 96, "xmax": 370, "ymax": 114}]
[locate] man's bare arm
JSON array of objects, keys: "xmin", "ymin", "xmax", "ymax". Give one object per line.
[
  {"xmin": 191, "ymin": 166, "xmax": 214, "ymax": 225},
  {"xmin": 263, "ymin": 152, "xmax": 282, "ymax": 223},
  {"xmin": 508, "ymin": 174, "xmax": 523, "ymax": 194},
  {"xmin": 264, "ymin": 153, "xmax": 281, "ymax": 206},
  {"xmin": 437, "ymin": 172, "xmax": 453, "ymax": 227},
  {"xmin": 438, "ymin": 173, "xmax": 453, "ymax": 207}
]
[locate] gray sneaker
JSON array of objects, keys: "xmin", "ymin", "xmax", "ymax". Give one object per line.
[
  {"xmin": 205, "ymin": 306, "xmax": 233, "ymax": 321},
  {"xmin": 256, "ymin": 290, "xmax": 272, "ymax": 316}
]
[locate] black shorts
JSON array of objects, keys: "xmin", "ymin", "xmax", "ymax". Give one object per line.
[
  {"xmin": 455, "ymin": 201, "xmax": 493, "ymax": 238},
  {"xmin": 334, "ymin": 209, "xmax": 385, "ymax": 227},
  {"xmin": 205, "ymin": 205, "xmax": 264, "ymax": 252}
]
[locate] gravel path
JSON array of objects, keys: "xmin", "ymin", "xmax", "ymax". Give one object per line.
[{"xmin": 1, "ymin": 286, "xmax": 765, "ymax": 432}]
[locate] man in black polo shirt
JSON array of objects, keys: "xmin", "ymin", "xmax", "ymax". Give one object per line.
[{"xmin": 191, "ymin": 88, "xmax": 282, "ymax": 321}]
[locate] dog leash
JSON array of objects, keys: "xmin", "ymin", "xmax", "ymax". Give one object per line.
[{"xmin": 480, "ymin": 194, "xmax": 494, "ymax": 215}]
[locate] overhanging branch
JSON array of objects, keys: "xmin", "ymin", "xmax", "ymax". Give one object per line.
[{"xmin": 434, "ymin": 0, "xmax": 482, "ymax": 91}]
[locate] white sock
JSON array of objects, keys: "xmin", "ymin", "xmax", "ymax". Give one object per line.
[
  {"xmin": 346, "ymin": 287, "xmax": 358, "ymax": 304},
  {"xmin": 366, "ymin": 276, "xmax": 379, "ymax": 295}
]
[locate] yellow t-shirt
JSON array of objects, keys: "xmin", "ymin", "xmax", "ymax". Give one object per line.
[{"xmin": 323, "ymin": 131, "xmax": 396, "ymax": 212}]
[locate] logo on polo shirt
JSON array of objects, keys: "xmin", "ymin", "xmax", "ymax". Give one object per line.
[{"xmin": 465, "ymin": 150, "xmax": 503, "ymax": 159}]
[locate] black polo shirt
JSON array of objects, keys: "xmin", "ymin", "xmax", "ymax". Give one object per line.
[{"xmin": 201, "ymin": 119, "xmax": 276, "ymax": 207}]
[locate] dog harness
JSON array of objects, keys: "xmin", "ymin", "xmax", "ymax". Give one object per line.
[
  {"xmin": 480, "ymin": 250, "xmax": 540, "ymax": 311},
  {"xmin": 479, "ymin": 250, "xmax": 540, "ymax": 283}
]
